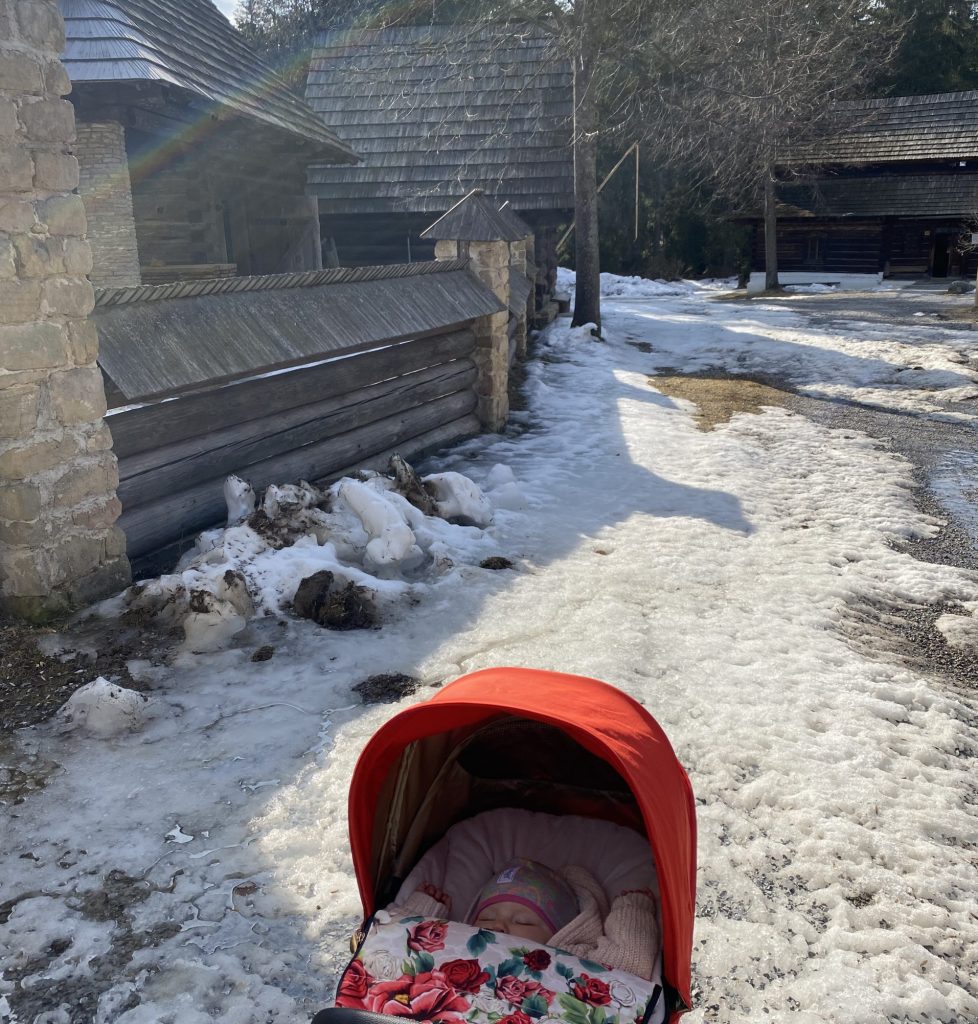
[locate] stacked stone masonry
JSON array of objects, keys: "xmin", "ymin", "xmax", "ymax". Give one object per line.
[
  {"xmin": 509, "ymin": 236, "xmax": 530, "ymax": 361},
  {"xmin": 74, "ymin": 121, "xmax": 140, "ymax": 287},
  {"xmin": 0, "ymin": 0, "xmax": 130, "ymax": 619}
]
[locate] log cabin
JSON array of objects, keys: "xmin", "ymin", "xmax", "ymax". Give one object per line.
[
  {"xmin": 303, "ymin": 24, "xmax": 574, "ymax": 308},
  {"xmin": 748, "ymin": 91, "xmax": 978, "ymax": 285}
]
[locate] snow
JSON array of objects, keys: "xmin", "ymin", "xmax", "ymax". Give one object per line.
[
  {"xmin": 556, "ymin": 267, "xmax": 734, "ymax": 298},
  {"xmin": 784, "ymin": 283, "xmax": 837, "ymax": 294},
  {"xmin": 56, "ymin": 678, "xmax": 149, "ymax": 738},
  {"xmin": 423, "ymin": 472, "xmax": 494, "ymax": 527},
  {"xmin": 224, "ymin": 475, "xmax": 256, "ymax": 526},
  {"xmin": 3, "ymin": 284, "xmax": 978, "ymax": 1024}
]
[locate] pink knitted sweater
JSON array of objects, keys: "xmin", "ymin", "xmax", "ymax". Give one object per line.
[{"xmin": 387, "ymin": 864, "xmax": 660, "ymax": 981}]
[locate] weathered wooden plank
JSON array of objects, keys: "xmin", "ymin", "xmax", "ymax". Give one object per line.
[
  {"xmin": 108, "ymin": 329, "xmax": 476, "ymax": 459},
  {"xmin": 329, "ymin": 414, "xmax": 482, "ymax": 482},
  {"xmin": 95, "ymin": 271, "xmax": 500, "ymax": 401},
  {"xmin": 119, "ymin": 389, "xmax": 478, "ymax": 558},
  {"xmin": 118, "ymin": 360, "xmax": 476, "ymax": 509},
  {"xmin": 126, "ymin": 413, "xmax": 482, "ymax": 579}
]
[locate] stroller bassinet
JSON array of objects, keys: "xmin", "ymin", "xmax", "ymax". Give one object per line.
[{"xmin": 313, "ymin": 668, "xmax": 697, "ymax": 1024}]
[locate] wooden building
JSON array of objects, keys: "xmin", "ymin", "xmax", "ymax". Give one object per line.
[
  {"xmin": 751, "ymin": 91, "xmax": 978, "ymax": 281},
  {"xmin": 304, "ymin": 24, "xmax": 573, "ymax": 301},
  {"xmin": 60, "ymin": 0, "xmax": 357, "ymax": 287}
]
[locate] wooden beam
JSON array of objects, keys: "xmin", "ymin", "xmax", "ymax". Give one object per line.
[
  {"xmin": 118, "ymin": 388, "xmax": 478, "ymax": 557},
  {"xmin": 117, "ymin": 360, "xmax": 477, "ymax": 508},
  {"xmin": 108, "ymin": 329, "xmax": 477, "ymax": 458}
]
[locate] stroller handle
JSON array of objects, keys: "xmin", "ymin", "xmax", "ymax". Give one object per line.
[{"xmin": 312, "ymin": 1011, "xmax": 399, "ymax": 1024}]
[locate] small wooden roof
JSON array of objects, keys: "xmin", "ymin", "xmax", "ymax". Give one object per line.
[
  {"xmin": 305, "ymin": 24, "xmax": 573, "ymax": 214},
  {"xmin": 421, "ymin": 190, "xmax": 528, "ymax": 241},
  {"xmin": 60, "ymin": 0, "xmax": 357, "ymax": 162},
  {"xmin": 789, "ymin": 90, "xmax": 978, "ymax": 166},
  {"xmin": 508, "ymin": 268, "xmax": 533, "ymax": 315},
  {"xmin": 496, "ymin": 202, "xmax": 533, "ymax": 238}
]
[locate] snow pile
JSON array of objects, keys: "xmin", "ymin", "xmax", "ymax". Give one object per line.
[
  {"xmin": 121, "ymin": 463, "xmax": 507, "ymax": 651},
  {"xmin": 557, "ymin": 267, "xmax": 734, "ymax": 298},
  {"xmin": 423, "ymin": 472, "xmax": 493, "ymax": 527},
  {"xmin": 784, "ymin": 282, "xmax": 837, "ymax": 294},
  {"xmin": 223, "ymin": 475, "xmax": 256, "ymax": 525},
  {"xmin": 57, "ymin": 678, "xmax": 149, "ymax": 738},
  {"xmin": 935, "ymin": 609, "xmax": 978, "ymax": 653}
]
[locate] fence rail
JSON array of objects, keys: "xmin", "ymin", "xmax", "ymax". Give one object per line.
[{"xmin": 96, "ymin": 264, "xmax": 502, "ymax": 570}]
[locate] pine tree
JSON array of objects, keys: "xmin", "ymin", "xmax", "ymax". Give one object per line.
[{"xmin": 872, "ymin": 0, "xmax": 978, "ymax": 96}]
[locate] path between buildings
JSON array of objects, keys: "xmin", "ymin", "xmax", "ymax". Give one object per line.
[{"xmin": 2, "ymin": 288, "xmax": 978, "ymax": 1024}]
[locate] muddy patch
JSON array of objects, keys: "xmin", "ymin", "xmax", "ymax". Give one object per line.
[
  {"xmin": 2, "ymin": 869, "xmax": 182, "ymax": 1023},
  {"xmin": 648, "ymin": 371, "xmax": 795, "ymax": 430},
  {"xmin": 0, "ymin": 742, "xmax": 62, "ymax": 806},
  {"xmin": 353, "ymin": 672, "xmax": 420, "ymax": 704},
  {"xmin": 480, "ymin": 556, "xmax": 514, "ymax": 570},
  {"xmin": 838, "ymin": 591, "xmax": 978, "ymax": 694},
  {"xmin": 0, "ymin": 622, "xmax": 163, "ymax": 734},
  {"xmin": 292, "ymin": 570, "xmax": 378, "ymax": 630}
]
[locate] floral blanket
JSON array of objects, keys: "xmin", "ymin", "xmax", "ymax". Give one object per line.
[{"xmin": 336, "ymin": 917, "xmax": 662, "ymax": 1024}]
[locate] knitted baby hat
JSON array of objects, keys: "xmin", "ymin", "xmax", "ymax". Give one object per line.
[{"xmin": 469, "ymin": 858, "xmax": 578, "ymax": 934}]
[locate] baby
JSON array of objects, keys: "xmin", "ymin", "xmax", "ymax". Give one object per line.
[
  {"xmin": 387, "ymin": 856, "xmax": 658, "ymax": 979},
  {"xmin": 469, "ymin": 858, "xmax": 579, "ymax": 942}
]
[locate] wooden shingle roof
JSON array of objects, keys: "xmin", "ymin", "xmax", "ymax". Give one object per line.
[
  {"xmin": 778, "ymin": 172, "xmax": 978, "ymax": 219},
  {"xmin": 95, "ymin": 260, "xmax": 503, "ymax": 401},
  {"xmin": 421, "ymin": 189, "xmax": 528, "ymax": 241},
  {"xmin": 60, "ymin": 0, "xmax": 357, "ymax": 161},
  {"xmin": 789, "ymin": 91, "xmax": 978, "ymax": 166},
  {"xmin": 305, "ymin": 24, "xmax": 574, "ymax": 214}
]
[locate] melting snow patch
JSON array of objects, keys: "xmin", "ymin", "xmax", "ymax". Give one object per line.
[
  {"xmin": 164, "ymin": 824, "xmax": 194, "ymax": 844},
  {"xmin": 424, "ymin": 472, "xmax": 493, "ymax": 527},
  {"xmin": 784, "ymin": 283, "xmax": 837, "ymax": 293},
  {"xmin": 115, "ymin": 459, "xmax": 507, "ymax": 652},
  {"xmin": 935, "ymin": 611, "xmax": 978, "ymax": 653},
  {"xmin": 57, "ymin": 678, "xmax": 149, "ymax": 738}
]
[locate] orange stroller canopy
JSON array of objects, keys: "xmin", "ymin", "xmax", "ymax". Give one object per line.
[{"xmin": 347, "ymin": 668, "xmax": 697, "ymax": 1018}]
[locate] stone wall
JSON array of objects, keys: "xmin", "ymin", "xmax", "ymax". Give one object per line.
[
  {"xmin": 74, "ymin": 121, "xmax": 140, "ymax": 287},
  {"xmin": 0, "ymin": 0, "xmax": 130, "ymax": 620},
  {"xmin": 508, "ymin": 236, "xmax": 530, "ymax": 361},
  {"xmin": 436, "ymin": 236, "xmax": 510, "ymax": 430}
]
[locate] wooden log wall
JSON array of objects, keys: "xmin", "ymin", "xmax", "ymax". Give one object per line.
[
  {"xmin": 110, "ymin": 329, "xmax": 479, "ymax": 567},
  {"xmin": 752, "ymin": 220, "xmax": 883, "ymax": 274}
]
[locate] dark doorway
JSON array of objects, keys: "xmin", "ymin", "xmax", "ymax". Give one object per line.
[{"xmin": 932, "ymin": 235, "xmax": 950, "ymax": 277}]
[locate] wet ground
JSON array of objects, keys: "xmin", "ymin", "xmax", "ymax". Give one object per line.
[{"xmin": 652, "ymin": 286, "xmax": 978, "ymax": 693}]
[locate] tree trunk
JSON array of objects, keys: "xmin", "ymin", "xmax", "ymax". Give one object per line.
[
  {"xmin": 764, "ymin": 171, "xmax": 779, "ymax": 291},
  {"xmin": 571, "ymin": 29, "xmax": 601, "ymax": 331}
]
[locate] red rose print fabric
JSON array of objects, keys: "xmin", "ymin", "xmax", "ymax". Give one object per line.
[{"xmin": 335, "ymin": 917, "xmax": 659, "ymax": 1024}]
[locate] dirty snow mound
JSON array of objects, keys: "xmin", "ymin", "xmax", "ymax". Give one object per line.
[{"xmin": 57, "ymin": 678, "xmax": 149, "ymax": 737}]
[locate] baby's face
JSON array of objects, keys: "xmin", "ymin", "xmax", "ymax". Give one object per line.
[{"xmin": 473, "ymin": 900, "xmax": 552, "ymax": 943}]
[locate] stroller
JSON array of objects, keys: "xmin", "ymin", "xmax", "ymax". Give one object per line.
[{"xmin": 312, "ymin": 668, "xmax": 696, "ymax": 1024}]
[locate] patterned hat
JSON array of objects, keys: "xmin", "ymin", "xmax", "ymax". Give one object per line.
[{"xmin": 470, "ymin": 858, "xmax": 578, "ymax": 934}]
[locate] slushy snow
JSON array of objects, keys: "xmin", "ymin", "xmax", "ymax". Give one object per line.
[
  {"xmin": 556, "ymin": 267, "xmax": 734, "ymax": 298},
  {"xmin": 2, "ymin": 285, "xmax": 978, "ymax": 1024}
]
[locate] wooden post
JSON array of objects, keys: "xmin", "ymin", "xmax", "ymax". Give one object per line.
[{"xmin": 764, "ymin": 171, "xmax": 780, "ymax": 291}]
